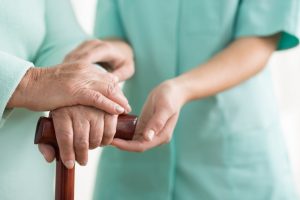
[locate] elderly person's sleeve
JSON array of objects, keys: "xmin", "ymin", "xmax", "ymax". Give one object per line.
[
  {"xmin": 34, "ymin": 0, "xmax": 88, "ymax": 66},
  {"xmin": 94, "ymin": 0, "xmax": 126, "ymax": 40},
  {"xmin": 0, "ymin": 52, "xmax": 33, "ymax": 126},
  {"xmin": 0, "ymin": 0, "xmax": 88, "ymax": 127},
  {"xmin": 234, "ymin": 0, "xmax": 299, "ymax": 50}
]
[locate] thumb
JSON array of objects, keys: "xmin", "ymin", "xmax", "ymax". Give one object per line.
[
  {"xmin": 38, "ymin": 144, "xmax": 56, "ymax": 163},
  {"xmin": 143, "ymin": 109, "xmax": 171, "ymax": 141}
]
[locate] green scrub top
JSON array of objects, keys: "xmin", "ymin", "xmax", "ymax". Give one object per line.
[
  {"xmin": 0, "ymin": 0, "xmax": 87, "ymax": 199},
  {"xmin": 94, "ymin": 0, "xmax": 300, "ymax": 200}
]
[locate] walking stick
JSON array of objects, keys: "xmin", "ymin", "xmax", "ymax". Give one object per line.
[{"xmin": 34, "ymin": 114, "xmax": 138, "ymax": 200}]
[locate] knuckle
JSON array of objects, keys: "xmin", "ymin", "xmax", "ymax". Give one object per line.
[
  {"xmin": 104, "ymin": 130, "xmax": 115, "ymax": 139},
  {"xmin": 75, "ymin": 138, "xmax": 89, "ymax": 150},
  {"xmin": 91, "ymin": 92, "xmax": 104, "ymax": 105},
  {"xmin": 73, "ymin": 61, "xmax": 89, "ymax": 69},
  {"xmin": 78, "ymin": 52, "xmax": 90, "ymax": 60},
  {"xmin": 70, "ymin": 62, "xmax": 83, "ymax": 70},
  {"xmin": 106, "ymin": 82, "xmax": 117, "ymax": 97},
  {"xmin": 58, "ymin": 130, "xmax": 73, "ymax": 143},
  {"xmin": 106, "ymin": 73, "xmax": 118, "ymax": 83}
]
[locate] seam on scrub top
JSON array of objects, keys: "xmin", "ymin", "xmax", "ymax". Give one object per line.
[{"xmin": 171, "ymin": 0, "xmax": 183, "ymax": 199}]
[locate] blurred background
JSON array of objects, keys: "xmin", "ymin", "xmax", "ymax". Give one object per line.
[{"xmin": 71, "ymin": 0, "xmax": 300, "ymax": 199}]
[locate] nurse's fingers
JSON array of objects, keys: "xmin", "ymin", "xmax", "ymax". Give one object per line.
[
  {"xmin": 73, "ymin": 119, "xmax": 90, "ymax": 166},
  {"xmin": 38, "ymin": 144, "xmax": 55, "ymax": 163},
  {"xmin": 64, "ymin": 40, "xmax": 102, "ymax": 62},
  {"xmin": 112, "ymin": 114, "xmax": 178, "ymax": 152},
  {"xmin": 112, "ymin": 63, "xmax": 135, "ymax": 82},
  {"xmin": 142, "ymin": 109, "xmax": 172, "ymax": 141},
  {"xmin": 111, "ymin": 138, "xmax": 150, "ymax": 152},
  {"xmin": 76, "ymin": 44, "xmax": 120, "ymax": 67},
  {"xmin": 158, "ymin": 114, "xmax": 178, "ymax": 144},
  {"xmin": 75, "ymin": 40, "xmax": 102, "ymax": 53},
  {"xmin": 52, "ymin": 113, "xmax": 75, "ymax": 169}
]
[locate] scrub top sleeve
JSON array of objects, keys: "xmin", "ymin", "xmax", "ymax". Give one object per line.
[
  {"xmin": 94, "ymin": 0, "xmax": 126, "ymax": 40},
  {"xmin": 0, "ymin": 51, "xmax": 33, "ymax": 127},
  {"xmin": 234, "ymin": 0, "xmax": 299, "ymax": 50},
  {"xmin": 34, "ymin": 0, "xmax": 88, "ymax": 67}
]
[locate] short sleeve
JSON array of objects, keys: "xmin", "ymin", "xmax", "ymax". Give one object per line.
[
  {"xmin": 234, "ymin": 0, "xmax": 299, "ymax": 50},
  {"xmin": 34, "ymin": 0, "xmax": 88, "ymax": 66},
  {"xmin": 94, "ymin": 0, "xmax": 126, "ymax": 40},
  {"xmin": 0, "ymin": 51, "xmax": 33, "ymax": 126}
]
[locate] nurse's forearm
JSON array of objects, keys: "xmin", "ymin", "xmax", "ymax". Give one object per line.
[{"xmin": 174, "ymin": 35, "xmax": 280, "ymax": 103}]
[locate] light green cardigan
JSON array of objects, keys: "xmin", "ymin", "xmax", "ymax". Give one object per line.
[{"xmin": 0, "ymin": 0, "xmax": 87, "ymax": 199}]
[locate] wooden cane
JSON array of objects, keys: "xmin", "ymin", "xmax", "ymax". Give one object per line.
[{"xmin": 34, "ymin": 114, "xmax": 138, "ymax": 200}]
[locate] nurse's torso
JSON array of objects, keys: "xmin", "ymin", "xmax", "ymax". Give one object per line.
[
  {"xmin": 96, "ymin": 0, "xmax": 298, "ymax": 200},
  {"xmin": 0, "ymin": 1, "xmax": 54, "ymax": 199}
]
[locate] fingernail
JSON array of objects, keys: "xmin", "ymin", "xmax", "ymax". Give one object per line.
[
  {"xmin": 126, "ymin": 104, "xmax": 132, "ymax": 113},
  {"xmin": 80, "ymin": 161, "xmax": 87, "ymax": 166},
  {"xmin": 116, "ymin": 106, "xmax": 125, "ymax": 113},
  {"xmin": 65, "ymin": 160, "xmax": 75, "ymax": 169},
  {"xmin": 146, "ymin": 130, "xmax": 155, "ymax": 141}
]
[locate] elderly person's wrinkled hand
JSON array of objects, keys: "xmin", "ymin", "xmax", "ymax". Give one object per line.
[
  {"xmin": 39, "ymin": 105, "xmax": 119, "ymax": 169},
  {"xmin": 7, "ymin": 61, "xmax": 131, "ymax": 114}
]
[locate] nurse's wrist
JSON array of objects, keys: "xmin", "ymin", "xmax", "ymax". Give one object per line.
[
  {"xmin": 166, "ymin": 78, "xmax": 190, "ymax": 106},
  {"xmin": 172, "ymin": 75, "xmax": 198, "ymax": 105}
]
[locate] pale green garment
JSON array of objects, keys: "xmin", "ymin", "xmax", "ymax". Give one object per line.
[
  {"xmin": 94, "ymin": 0, "xmax": 300, "ymax": 200},
  {"xmin": 0, "ymin": 0, "xmax": 87, "ymax": 199}
]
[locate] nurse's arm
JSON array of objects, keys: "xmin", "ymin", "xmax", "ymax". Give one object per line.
[
  {"xmin": 175, "ymin": 34, "xmax": 280, "ymax": 102},
  {"xmin": 112, "ymin": 34, "xmax": 280, "ymax": 152}
]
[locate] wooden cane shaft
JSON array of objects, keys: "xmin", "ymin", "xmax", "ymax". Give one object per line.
[{"xmin": 56, "ymin": 156, "xmax": 75, "ymax": 200}]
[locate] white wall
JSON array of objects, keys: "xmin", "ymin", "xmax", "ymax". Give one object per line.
[
  {"xmin": 270, "ymin": 48, "xmax": 300, "ymax": 193},
  {"xmin": 71, "ymin": 0, "xmax": 300, "ymax": 199}
]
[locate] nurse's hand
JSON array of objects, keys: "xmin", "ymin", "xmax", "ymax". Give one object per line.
[
  {"xmin": 64, "ymin": 39, "xmax": 135, "ymax": 81},
  {"xmin": 112, "ymin": 80, "xmax": 186, "ymax": 152},
  {"xmin": 7, "ymin": 61, "xmax": 131, "ymax": 114},
  {"xmin": 38, "ymin": 105, "xmax": 118, "ymax": 169}
]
